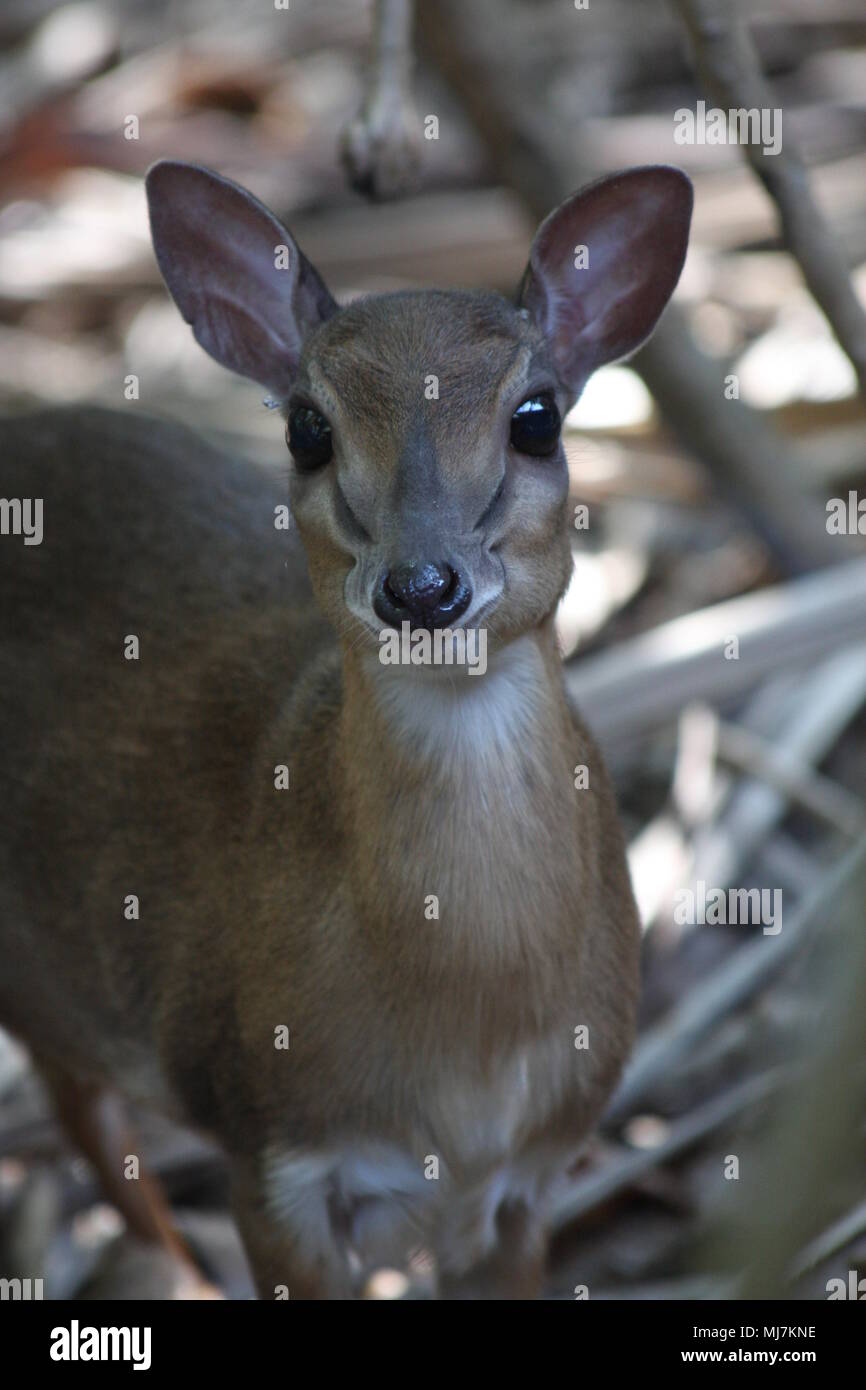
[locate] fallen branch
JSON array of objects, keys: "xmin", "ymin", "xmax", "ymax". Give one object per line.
[
  {"xmin": 605, "ymin": 834, "xmax": 866, "ymax": 1123},
  {"xmin": 567, "ymin": 558, "xmax": 866, "ymax": 747},
  {"xmin": 683, "ymin": 648, "xmax": 866, "ymax": 891},
  {"xmin": 715, "ymin": 717, "xmax": 866, "ymax": 839},
  {"xmin": 417, "ymin": 0, "xmax": 861, "ymax": 572}
]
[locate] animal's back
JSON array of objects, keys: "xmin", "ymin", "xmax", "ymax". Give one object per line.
[{"xmin": 0, "ymin": 407, "xmax": 331, "ymax": 1083}]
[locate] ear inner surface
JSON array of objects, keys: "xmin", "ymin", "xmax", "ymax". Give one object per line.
[
  {"xmin": 519, "ymin": 166, "xmax": 693, "ymax": 400},
  {"xmin": 146, "ymin": 160, "xmax": 337, "ymax": 398}
]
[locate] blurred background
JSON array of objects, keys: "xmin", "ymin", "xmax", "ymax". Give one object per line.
[{"xmin": 0, "ymin": 0, "xmax": 865, "ymax": 1300}]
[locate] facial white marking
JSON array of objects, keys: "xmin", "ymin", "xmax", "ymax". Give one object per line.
[{"xmin": 363, "ymin": 635, "xmax": 547, "ymax": 764}]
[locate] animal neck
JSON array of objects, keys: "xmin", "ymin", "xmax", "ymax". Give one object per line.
[{"xmin": 336, "ymin": 623, "xmax": 589, "ymax": 981}]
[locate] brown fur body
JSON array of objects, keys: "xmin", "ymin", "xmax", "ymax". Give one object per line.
[
  {"xmin": 0, "ymin": 161, "xmax": 692, "ymax": 1296},
  {"xmin": 0, "ymin": 401, "xmax": 637, "ymax": 1295}
]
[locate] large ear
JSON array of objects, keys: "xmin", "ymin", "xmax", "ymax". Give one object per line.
[
  {"xmin": 145, "ymin": 161, "xmax": 337, "ymax": 398},
  {"xmin": 519, "ymin": 166, "xmax": 693, "ymax": 399}
]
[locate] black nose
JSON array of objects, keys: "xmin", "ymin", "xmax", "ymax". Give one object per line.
[{"xmin": 374, "ymin": 561, "xmax": 472, "ymax": 630}]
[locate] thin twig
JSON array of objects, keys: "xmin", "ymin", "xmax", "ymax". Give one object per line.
[
  {"xmin": 672, "ymin": 0, "xmax": 866, "ymax": 398},
  {"xmin": 555, "ymin": 1068, "xmax": 784, "ymax": 1230},
  {"xmin": 791, "ymin": 1198, "xmax": 866, "ymax": 1280},
  {"xmin": 715, "ymin": 719, "xmax": 866, "ymax": 839}
]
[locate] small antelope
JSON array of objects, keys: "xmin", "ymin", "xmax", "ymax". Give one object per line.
[{"xmin": 0, "ymin": 161, "xmax": 691, "ymax": 1298}]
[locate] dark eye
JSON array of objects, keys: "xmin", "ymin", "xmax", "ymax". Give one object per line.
[
  {"xmin": 287, "ymin": 405, "xmax": 333, "ymax": 471},
  {"xmin": 510, "ymin": 394, "xmax": 561, "ymax": 457}
]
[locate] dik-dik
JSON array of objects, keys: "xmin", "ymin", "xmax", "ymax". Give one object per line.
[{"xmin": 0, "ymin": 161, "xmax": 691, "ymax": 1298}]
